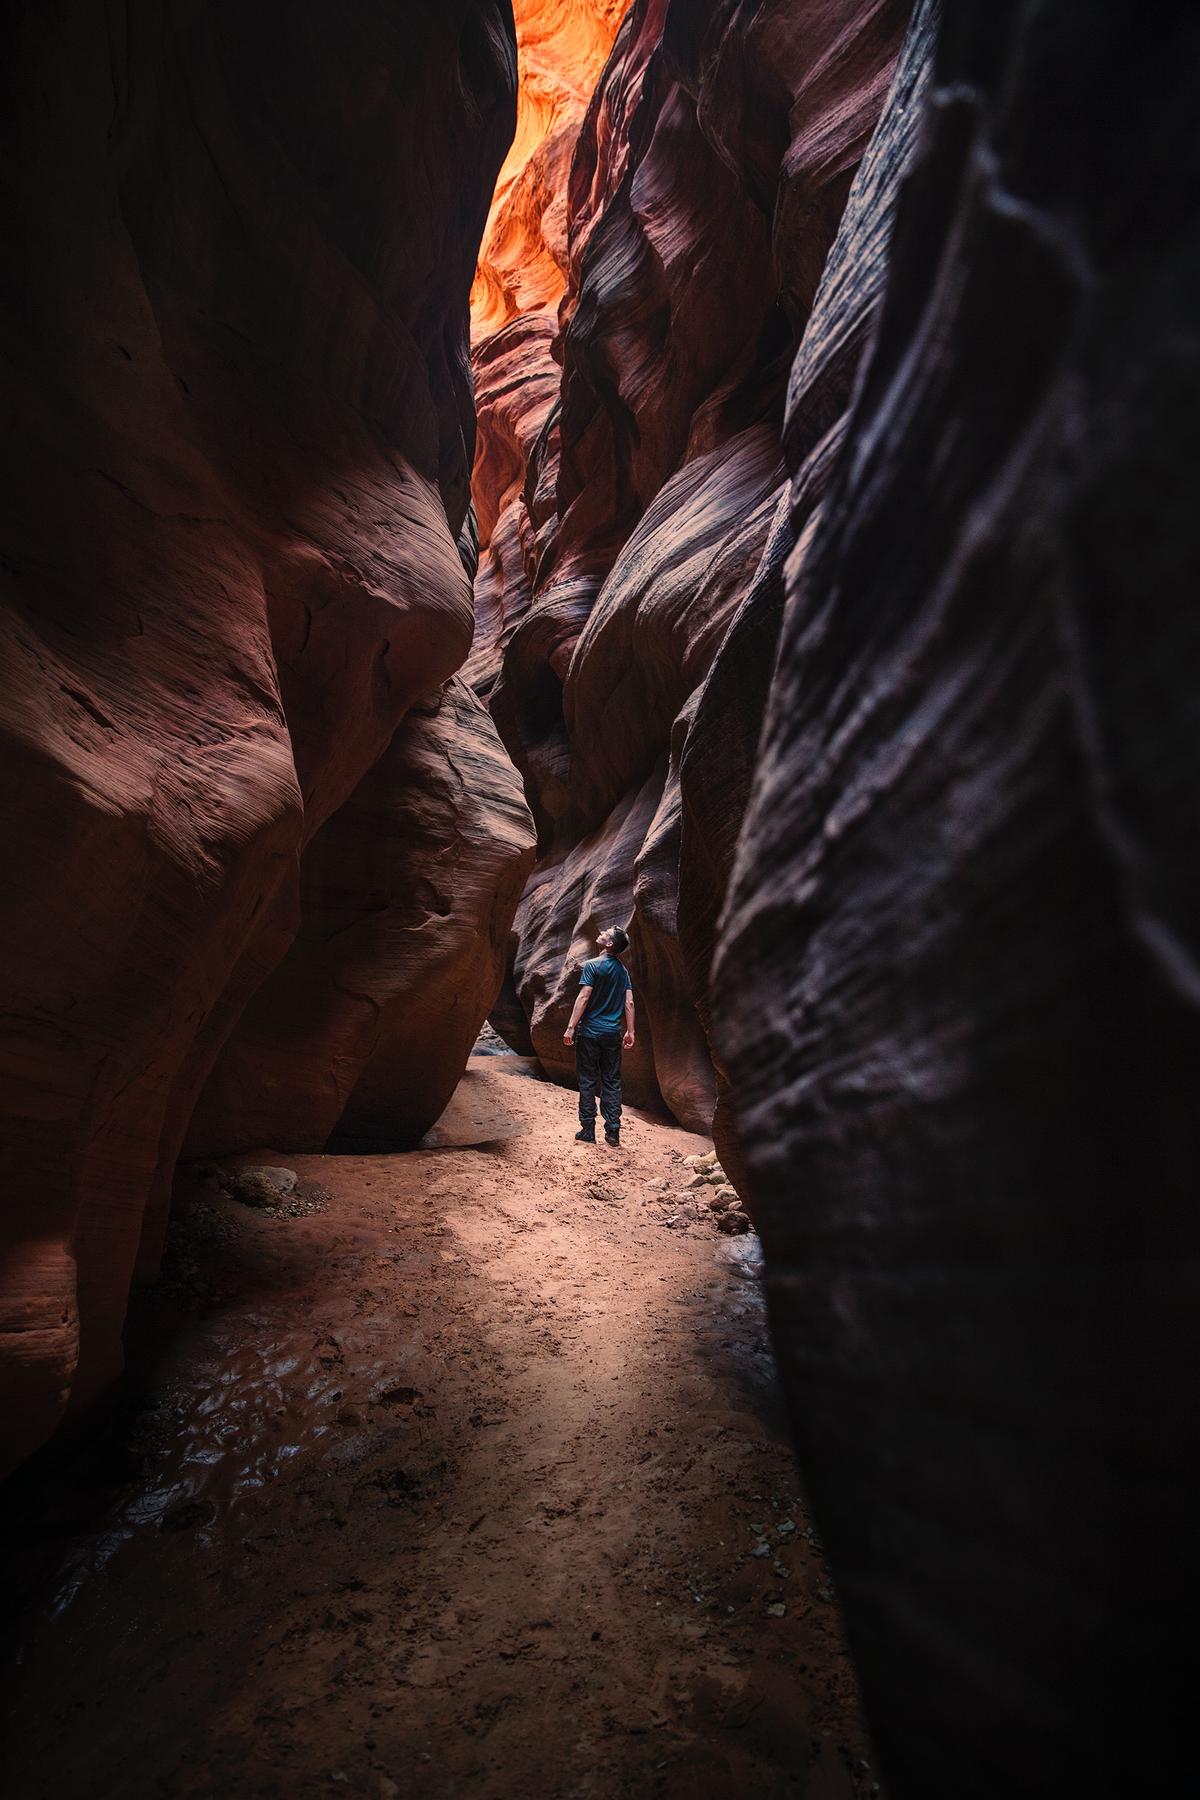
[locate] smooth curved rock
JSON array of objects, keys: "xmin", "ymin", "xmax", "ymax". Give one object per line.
[
  {"xmin": 190, "ymin": 678, "xmax": 536, "ymax": 1154},
  {"xmin": 679, "ymin": 0, "xmax": 937, "ymax": 1189},
  {"xmin": 480, "ymin": 0, "xmax": 910, "ymax": 1131},
  {"xmin": 471, "ymin": 0, "xmax": 633, "ymax": 338},
  {"xmin": 513, "ymin": 767, "xmax": 668, "ymax": 1109},
  {"xmin": 0, "ymin": 0, "xmax": 516, "ymax": 1477},
  {"xmin": 714, "ymin": 2, "xmax": 1200, "ymax": 1791}
]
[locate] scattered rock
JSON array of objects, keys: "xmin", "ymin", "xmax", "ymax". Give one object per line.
[
  {"xmin": 767, "ymin": 1602, "xmax": 787, "ymax": 1618},
  {"xmin": 751, "ymin": 1542, "xmax": 771, "ymax": 1559},
  {"xmin": 227, "ymin": 1166, "xmax": 298, "ymax": 1208},
  {"xmin": 250, "ymin": 1165, "xmax": 298, "ymax": 1193},
  {"xmin": 296, "ymin": 1179, "xmax": 332, "ymax": 1208},
  {"xmin": 707, "ymin": 1187, "xmax": 738, "ymax": 1212},
  {"xmin": 716, "ymin": 1208, "xmax": 752, "ymax": 1236}
]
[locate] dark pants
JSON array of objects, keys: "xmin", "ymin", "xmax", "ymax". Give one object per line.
[{"xmin": 576, "ymin": 1032, "xmax": 622, "ymax": 1131}]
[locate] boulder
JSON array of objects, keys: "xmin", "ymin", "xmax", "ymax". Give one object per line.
[{"xmin": 227, "ymin": 1167, "xmax": 298, "ymax": 1209}]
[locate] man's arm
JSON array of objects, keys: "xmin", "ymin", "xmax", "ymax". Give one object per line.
[
  {"xmin": 563, "ymin": 983, "xmax": 592, "ymax": 1046},
  {"xmin": 623, "ymin": 987, "xmax": 636, "ymax": 1050}
]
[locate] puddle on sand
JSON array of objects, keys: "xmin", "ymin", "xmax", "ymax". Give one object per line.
[{"xmin": 715, "ymin": 1231, "xmax": 765, "ymax": 1280}]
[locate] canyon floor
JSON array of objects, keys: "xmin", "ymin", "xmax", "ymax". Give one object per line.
[{"xmin": 2, "ymin": 1057, "xmax": 880, "ymax": 1800}]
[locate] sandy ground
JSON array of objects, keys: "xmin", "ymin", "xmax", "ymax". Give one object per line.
[{"xmin": 2, "ymin": 1059, "xmax": 881, "ymax": 1799}]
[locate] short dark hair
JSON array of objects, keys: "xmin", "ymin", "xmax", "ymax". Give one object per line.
[{"xmin": 609, "ymin": 926, "xmax": 629, "ymax": 954}]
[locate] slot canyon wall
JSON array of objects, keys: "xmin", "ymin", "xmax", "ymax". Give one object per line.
[
  {"xmin": 0, "ymin": 0, "xmax": 532, "ymax": 1479},
  {"xmin": 712, "ymin": 3, "xmax": 1200, "ymax": 1792},
  {"xmin": 469, "ymin": 0, "xmax": 919, "ymax": 1146},
  {"xmin": 476, "ymin": 0, "xmax": 1200, "ymax": 1791},
  {"xmin": 1, "ymin": 0, "xmax": 1195, "ymax": 1789}
]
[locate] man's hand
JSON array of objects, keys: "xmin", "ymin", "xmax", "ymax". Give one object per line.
[
  {"xmin": 563, "ymin": 1026, "xmax": 575, "ymax": 1047},
  {"xmin": 623, "ymin": 1029, "xmax": 635, "ymax": 1049}
]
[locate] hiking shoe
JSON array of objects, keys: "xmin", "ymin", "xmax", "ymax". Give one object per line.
[
  {"xmin": 605, "ymin": 1129, "xmax": 620, "ymax": 1147},
  {"xmin": 575, "ymin": 1127, "xmax": 595, "ymax": 1143}
]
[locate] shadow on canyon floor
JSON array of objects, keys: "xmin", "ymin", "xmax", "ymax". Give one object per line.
[{"xmin": 2, "ymin": 1060, "xmax": 880, "ymax": 1800}]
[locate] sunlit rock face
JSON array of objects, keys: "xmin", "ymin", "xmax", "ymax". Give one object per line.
[
  {"xmin": 714, "ymin": 2, "xmax": 1200, "ymax": 1792},
  {"xmin": 471, "ymin": 0, "xmax": 633, "ymax": 340},
  {"xmin": 472, "ymin": 0, "xmax": 913, "ymax": 1129},
  {"xmin": 469, "ymin": 0, "xmax": 634, "ymax": 725},
  {"xmin": 0, "ymin": 0, "xmax": 517, "ymax": 1478}
]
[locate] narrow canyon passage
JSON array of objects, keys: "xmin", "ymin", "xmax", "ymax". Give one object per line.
[
  {"xmin": 3, "ymin": 0, "xmax": 1196, "ymax": 1791},
  {"xmin": 2, "ymin": 1059, "xmax": 878, "ymax": 1800}
]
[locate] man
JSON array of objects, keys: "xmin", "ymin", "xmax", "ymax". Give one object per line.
[{"xmin": 562, "ymin": 926, "xmax": 635, "ymax": 1147}]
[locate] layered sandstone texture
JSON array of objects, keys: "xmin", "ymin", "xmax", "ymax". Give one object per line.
[
  {"xmin": 714, "ymin": 3, "xmax": 1200, "ymax": 1794},
  {"xmin": 472, "ymin": 0, "xmax": 915, "ymax": 1130},
  {"xmin": 0, "ymin": 0, "xmax": 519, "ymax": 1478},
  {"xmin": 468, "ymin": 0, "xmax": 633, "ymax": 697},
  {"xmin": 189, "ymin": 679, "xmax": 536, "ymax": 1155},
  {"xmin": 470, "ymin": 0, "xmax": 633, "ymax": 340}
]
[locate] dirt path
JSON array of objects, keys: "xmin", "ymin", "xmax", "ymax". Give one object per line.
[{"xmin": 3, "ymin": 1059, "xmax": 880, "ymax": 1800}]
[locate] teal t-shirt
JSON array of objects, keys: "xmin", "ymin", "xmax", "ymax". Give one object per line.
[{"xmin": 578, "ymin": 955, "xmax": 631, "ymax": 1038}]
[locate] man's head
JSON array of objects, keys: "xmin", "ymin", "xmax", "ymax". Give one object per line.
[{"xmin": 597, "ymin": 925, "xmax": 629, "ymax": 956}]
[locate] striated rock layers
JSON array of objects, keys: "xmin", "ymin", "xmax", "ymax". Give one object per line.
[
  {"xmin": 190, "ymin": 678, "xmax": 536, "ymax": 1155},
  {"xmin": 714, "ymin": 3, "xmax": 1200, "ymax": 1794},
  {"xmin": 0, "ymin": 1, "xmax": 521, "ymax": 1477},
  {"xmin": 472, "ymin": 0, "xmax": 916, "ymax": 1128},
  {"xmin": 470, "ymin": 0, "xmax": 633, "ymax": 340}
]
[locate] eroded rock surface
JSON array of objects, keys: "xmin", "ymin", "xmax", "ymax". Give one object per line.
[
  {"xmin": 714, "ymin": 4, "xmax": 1200, "ymax": 1792},
  {"xmin": 475, "ymin": 0, "xmax": 915, "ymax": 1129},
  {"xmin": 190, "ymin": 679, "xmax": 536, "ymax": 1155},
  {"xmin": 0, "ymin": 0, "xmax": 517, "ymax": 1475},
  {"xmin": 471, "ymin": 0, "xmax": 633, "ymax": 339}
]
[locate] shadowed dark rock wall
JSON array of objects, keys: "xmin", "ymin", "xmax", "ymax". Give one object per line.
[
  {"xmin": 714, "ymin": 3, "xmax": 1200, "ymax": 1792},
  {"xmin": 0, "ymin": 0, "xmax": 520, "ymax": 1477},
  {"xmin": 680, "ymin": 0, "xmax": 936, "ymax": 1185}
]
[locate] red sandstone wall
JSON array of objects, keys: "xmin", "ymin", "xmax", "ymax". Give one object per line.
[
  {"xmin": 0, "ymin": 0, "xmax": 520, "ymax": 1478},
  {"xmin": 471, "ymin": 0, "xmax": 912, "ymax": 1128},
  {"xmin": 188, "ymin": 678, "xmax": 536, "ymax": 1157},
  {"xmin": 471, "ymin": 0, "xmax": 632, "ymax": 340}
]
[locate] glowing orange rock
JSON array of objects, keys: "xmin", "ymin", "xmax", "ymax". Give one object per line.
[{"xmin": 471, "ymin": 0, "xmax": 632, "ymax": 339}]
